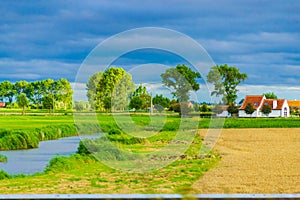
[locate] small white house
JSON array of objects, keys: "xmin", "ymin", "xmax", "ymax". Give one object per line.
[
  {"xmin": 216, "ymin": 105, "xmax": 231, "ymax": 118},
  {"xmin": 239, "ymin": 95, "xmax": 290, "ymax": 117}
]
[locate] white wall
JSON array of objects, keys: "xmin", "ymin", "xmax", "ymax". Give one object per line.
[
  {"xmin": 217, "ymin": 110, "xmax": 231, "ymax": 118},
  {"xmin": 281, "ymin": 101, "xmax": 290, "ymax": 117},
  {"xmin": 238, "ymin": 109, "xmax": 260, "ymax": 117},
  {"xmin": 265, "ymin": 110, "xmax": 281, "ymax": 117}
]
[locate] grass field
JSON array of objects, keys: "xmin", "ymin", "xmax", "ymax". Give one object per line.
[
  {"xmin": 1, "ymin": 113, "xmax": 300, "ymax": 193},
  {"xmin": 0, "ymin": 122, "xmax": 219, "ymax": 194},
  {"xmin": 0, "ymin": 115, "xmax": 74, "ymax": 130},
  {"xmin": 1, "ymin": 114, "xmax": 300, "ymax": 130}
]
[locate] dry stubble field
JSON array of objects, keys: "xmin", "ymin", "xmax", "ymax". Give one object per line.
[{"xmin": 192, "ymin": 128, "xmax": 300, "ymax": 193}]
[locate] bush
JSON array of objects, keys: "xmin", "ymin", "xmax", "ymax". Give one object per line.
[
  {"xmin": 0, "ymin": 170, "xmax": 11, "ymax": 180},
  {"xmin": 86, "ymin": 138, "xmax": 141, "ymax": 161},
  {"xmin": 108, "ymin": 128, "xmax": 121, "ymax": 135},
  {"xmin": 77, "ymin": 140, "xmax": 90, "ymax": 155},
  {"xmin": 0, "ymin": 124, "xmax": 77, "ymax": 150},
  {"xmin": 0, "ymin": 154, "xmax": 7, "ymax": 162},
  {"xmin": 44, "ymin": 154, "xmax": 92, "ymax": 173}
]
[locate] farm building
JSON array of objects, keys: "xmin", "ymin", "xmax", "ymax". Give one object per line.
[
  {"xmin": 288, "ymin": 100, "xmax": 300, "ymax": 109},
  {"xmin": 216, "ymin": 105, "xmax": 231, "ymax": 118},
  {"xmin": 239, "ymin": 95, "xmax": 290, "ymax": 117},
  {"xmin": 288, "ymin": 100, "xmax": 300, "ymax": 115},
  {"xmin": 0, "ymin": 102, "xmax": 5, "ymax": 108}
]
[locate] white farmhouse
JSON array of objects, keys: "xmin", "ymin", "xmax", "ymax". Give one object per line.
[
  {"xmin": 239, "ymin": 95, "xmax": 290, "ymax": 117},
  {"xmin": 216, "ymin": 105, "xmax": 231, "ymax": 117}
]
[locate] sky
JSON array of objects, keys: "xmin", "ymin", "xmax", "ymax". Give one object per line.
[{"xmin": 0, "ymin": 0, "xmax": 300, "ymax": 102}]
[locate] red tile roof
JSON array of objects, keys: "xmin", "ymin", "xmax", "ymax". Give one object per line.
[
  {"xmin": 276, "ymin": 99, "xmax": 285, "ymax": 110},
  {"xmin": 0, "ymin": 102, "xmax": 5, "ymax": 107},
  {"xmin": 240, "ymin": 95, "xmax": 286, "ymax": 111},
  {"xmin": 239, "ymin": 95, "xmax": 264, "ymax": 110},
  {"xmin": 261, "ymin": 99, "xmax": 285, "ymax": 110},
  {"xmin": 288, "ymin": 100, "xmax": 300, "ymax": 107}
]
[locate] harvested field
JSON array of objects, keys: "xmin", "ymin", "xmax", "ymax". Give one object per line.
[{"xmin": 192, "ymin": 128, "xmax": 300, "ymax": 193}]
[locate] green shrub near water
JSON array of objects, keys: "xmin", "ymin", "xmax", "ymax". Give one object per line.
[
  {"xmin": 0, "ymin": 170, "xmax": 11, "ymax": 180},
  {"xmin": 77, "ymin": 128, "xmax": 144, "ymax": 161},
  {"xmin": 0, "ymin": 154, "xmax": 7, "ymax": 162},
  {"xmin": 44, "ymin": 154, "xmax": 95, "ymax": 173},
  {"xmin": 0, "ymin": 124, "xmax": 78, "ymax": 150}
]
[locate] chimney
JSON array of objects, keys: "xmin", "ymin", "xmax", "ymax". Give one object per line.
[{"xmin": 273, "ymin": 100, "xmax": 277, "ymax": 109}]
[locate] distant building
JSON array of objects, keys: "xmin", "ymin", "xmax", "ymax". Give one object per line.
[
  {"xmin": 0, "ymin": 102, "xmax": 5, "ymax": 108},
  {"xmin": 239, "ymin": 95, "xmax": 290, "ymax": 117},
  {"xmin": 287, "ymin": 100, "xmax": 300, "ymax": 109},
  {"xmin": 216, "ymin": 105, "xmax": 231, "ymax": 118}
]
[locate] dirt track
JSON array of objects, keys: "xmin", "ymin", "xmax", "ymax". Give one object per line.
[{"xmin": 193, "ymin": 128, "xmax": 300, "ymax": 193}]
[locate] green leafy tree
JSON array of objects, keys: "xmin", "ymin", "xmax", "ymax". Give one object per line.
[
  {"xmin": 86, "ymin": 72, "xmax": 103, "ymax": 110},
  {"xmin": 0, "ymin": 83, "xmax": 5, "ymax": 102},
  {"xmin": 227, "ymin": 104, "xmax": 239, "ymax": 116},
  {"xmin": 111, "ymin": 73, "xmax": 135, "ymax": 111},
  {"xmin": 263, "ymin": 92, "xmax": 277, "ymax": 99},
  {"xmin": 41, "ymin": 79, "xmax": 57, "ymax": 110},
  {"xmin": 0, "ymin": 81, "xmax": 15, "ymax": 103},
  {"xmin": 15, "ymin": 81, "xmax": 29, "ymax": 97},
  {"xmin": 161, "ymin": 64, "xmax": 201, "ymax": 102},
  {"xmin": 30, "ymin": 81, "xmax": 44, "ymax": 109},
  {"xmin": 261, "ymin": 104, "xmax": 272, "ymax": 116},
  {"xmin": 152, "ymin": 94, "xmax": 170, "ymax": 110},
  {"xmin": 207, "ymin": 64, "xmax": 247, "ymax": 105},
  {"xmin": 96, "ymin": 67, "xmax": 135, "ymax": 112},
  {"xmin": 103, "ymin": 96, "xmax": 111, "ymax": 113},
  {"xmin": 42, "ymin": 95, "xmax": 54, "ymax": 113},
  {"xmin": 200, "ymin": 104, "xmax": 208, "ymax": 112},
  {"xmin": 129, "ymin": 96, "xmax": 143, "ymax": 111},
  {"xmin": 131, "ymin": 84, "xmax": 151, "ymax": 110},
  {"xmin": 17, "ymin": 93, "xmax": 29, "ymax": 115},
  {"xmin": 161, "ymin": 64, "xmax": 201, "ymax": 115},
  {"xmin": 169, "ymin": 99, "xmax": 180, "ymax": 113},
  {"xmin": 244, "ymin": 102, "xmax": 255, "ymax": 117},
  {"xmin": 56, "ymin": 78, "xmax": 73, "ymax": 110}
]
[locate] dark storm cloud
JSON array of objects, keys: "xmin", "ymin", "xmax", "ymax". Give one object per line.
[{"xmin": 0, "ymin": 0, "xmax": 299, "ymax": 99}]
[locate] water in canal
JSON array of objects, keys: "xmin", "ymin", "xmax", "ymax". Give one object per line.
[{"xmin": 0, "ymin": 134, "xmax": 100, "ymax": 175}]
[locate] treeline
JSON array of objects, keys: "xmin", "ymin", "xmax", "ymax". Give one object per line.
[
  {"xmin": 85, "ymin": 66, "xmax": 201, "ymax": 114},
  {"xmin": 0, "ymin": 78, "xmax": 73, "ymax": 111},
  {"xmin": 85, "ymin": 64, "xmax": 248, "ymax": 116}
]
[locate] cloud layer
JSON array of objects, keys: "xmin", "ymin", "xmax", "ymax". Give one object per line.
[{"xmin": 0, "ymin": 0, "xmax": 299, "ymax": 101}]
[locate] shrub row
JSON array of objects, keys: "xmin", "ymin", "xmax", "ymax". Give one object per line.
[
  {"xmin": 44, "ymin": 154, "xmax": 95, "ymax": 173},
  {"xmin": 0, "ymin": 170, "xmax": 11, "ymax": 180},
  {"xmin": 0, "ymin": 124, "xmax": 77, "ymax": 150},
  {"xmin": 77, "ymin": 128, "xmax": 144, "ymax": 161}
]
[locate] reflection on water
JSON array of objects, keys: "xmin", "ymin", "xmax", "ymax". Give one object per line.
[{"xmin": 0, "ymin": 134, "xmax": 100, "ymax": 175}]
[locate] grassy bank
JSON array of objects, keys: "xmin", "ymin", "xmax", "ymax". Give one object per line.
[
  {"xmin": 1, "ymin": 115, "xmax": 300, "ymax": 150},
  {"xmin": 0, "ymin": 124, "xmax": 77, "ymax": 150},
  {"xmin": 0, "ymin": 128, "xmax": 219, "ymax": 194},
  {"xmin": 1, "ymin": 114, "xmax": 300, "ymax": 193}
]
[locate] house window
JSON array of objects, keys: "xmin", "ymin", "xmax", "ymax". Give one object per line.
[
  {"xmin": 284, "ymin": 107, "xmax": 288, "ymax": 117},
  {"xmin": 254, "ymin": 102, "xmax": 258, "ymax": 106}
]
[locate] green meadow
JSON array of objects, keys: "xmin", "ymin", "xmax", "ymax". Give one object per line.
[{"xmin": 0, "ymin": 113, "xmax": 300, "ymax": 193}]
